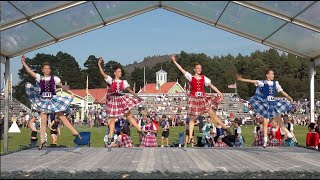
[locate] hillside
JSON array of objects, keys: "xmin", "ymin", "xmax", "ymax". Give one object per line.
[{"xmin": 123, "ymin": 55, "xmax": 171, "ymax": 74}]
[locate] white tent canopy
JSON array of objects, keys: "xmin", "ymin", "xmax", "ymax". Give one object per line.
[{"xmin": 1, "ymin": 1, "xmax": 320, "ymax": 59}]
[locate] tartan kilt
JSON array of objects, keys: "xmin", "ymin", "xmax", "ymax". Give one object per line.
[
  {"xmin": 234, "ymin": 136, "xmax": 244, "ymax": 147},
  {"xmin": 120, "ymin": 136, "xmax": 133, "ymax": 148},
  {"xmin": 252, "ymin": 130, "xmax": 265, "ymax": 147},
  {"xmin": 107, "ymin": 95, "xmax": 142, "ymax": 117},
  {"xmin": 25, "ymin": 83, "xmax": 72, "ymax": 114},
  {"xmin": 187, "ymin": 95, "xmax": 220, "ymax": 116},
  {"xmin": 214, "ymin": 142, "xmax": 228, "ymax": 147},
  {"xmin": 248, "ymin": 94, "xmax": 293, "ymax": 119},
  {"xmin": 269, "ymin": 138, "xmax": 281, "ymax": 146},
  {"xmin": 141, "ymin": 134, "xmax": 157, "ymax": 147}
]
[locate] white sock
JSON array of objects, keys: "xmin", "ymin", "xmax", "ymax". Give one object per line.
[{"xmin": 264, "ymin": 137, "xmax": 268, "ymax": 143}]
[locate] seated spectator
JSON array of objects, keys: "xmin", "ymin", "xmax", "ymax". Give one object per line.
[
  {"xmin": 306, "ymin": 123, "xmax": 319, "ymax": 150},
  {"xmin": 204, "ymin": 126, "xmax": 216, "ymax": 147},
  {"xmin": 118, "ymin": 128, "xmax": 133, "ymax": 148},
  {"xmin": 141, "ymin": 115, "xmax": 157, "ymax": 147},
  {"xmin": 252, "ymin": 119, "xmax": 264, "ymax": 147},
  {"xmin": 233, "ymin": 119, "xmax": 244, "ymax": 147},
  {"xmin": 214, "ymin": 123, "xmax": 230, "ymax": 147},
  {"xmin": 269, "ymin": 118, "xmax": 286, "ymax": 146},
  {"xmin": 214, "ymin": 136, "xmax": 228, "ymax": 148}
]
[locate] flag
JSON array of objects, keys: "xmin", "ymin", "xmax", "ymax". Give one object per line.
[
  {"xmin": 228, "ymin": 83, "xmax": 237, "ymax": 89},
  {"xmin": 86, "ymin": 76, "xmax": 89, "ymax": 96}
]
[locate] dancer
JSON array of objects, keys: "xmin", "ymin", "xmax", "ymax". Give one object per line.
[
  {"xmin": 21, "ymin": 55, "xmax": 81, "ymax": 150},
  {"xmin": 98, "ymin": 57, "xmax": 144, "ymax": 145},
  {"xmin": 171, "ymin": 54, "xmax": 230, "ymax": 144},
  {"xmin": 236, "ymin": 68, "xmax": 294, "ymax": 148}
]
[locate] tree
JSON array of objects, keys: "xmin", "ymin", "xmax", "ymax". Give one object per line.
[{"xmin": 83, "ymin": 55, "xmax": 106, "ymax": 89}]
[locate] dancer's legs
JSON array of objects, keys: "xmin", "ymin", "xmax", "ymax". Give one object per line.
[
  {"xmin": 40, "ymin": 113, "xmax": 47, "ymax": 144},
  {"xmin": 108, "ymin": 117, "xmax": 116, "ymax": 139},
  {"xmin": 207, "ymin": 108, "xmax": 228, "ymax": 130},
  {"xmin": 188, "ymin": 115, "xmax": 196, "ymax": 142},
  {"xmin": 263, "ymin": 118, "xmax": 269, "ymax": 147},
  {"xmin": 56, "ymin": 112, "xmax": 79, "ymax": 135},
  {"xmin": 125, "ymin": 111, "xmax": 142, "ymax": 132}
]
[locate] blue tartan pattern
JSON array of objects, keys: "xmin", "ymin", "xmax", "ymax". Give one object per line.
[
  {"xmin": 25, "ymin": 82, "xmax": 72, "ymax": 113},
  {"xmin": 248, "ymin": 87, "xmax": 293, "ymax": 119}
]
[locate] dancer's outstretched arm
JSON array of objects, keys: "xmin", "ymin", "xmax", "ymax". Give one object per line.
[
  {"xmin": 280, "ymin": 90, "xmax": 294, "ymax": 103},
  {"xmin": 126, "ymin": 87, "xmax": 142, "ymax": 100},
  {"xmin": 236, "ymin": 74, "xmax": 257, "ymax": 84},
  {"xmin": 209, "ymin": 83, "xmax": 224, "ymax": 101},
  {"xmin": 97, "ymin": 57, "xmax": 110, "ymax": 80},
  {"xmin": 21, "ymin": 55, "xmax": 37, "ymax": 79},
  {"xmin": 57, "ymin": 83, "xmax": 75, "ymax": 99},
  {"xmin": 170, "ymin": 54, "xmax": 186, "ymax": 75}
]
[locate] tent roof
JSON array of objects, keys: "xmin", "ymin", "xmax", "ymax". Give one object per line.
[{"xmin": 1, "ymin": 1, "xmax": 320, "ymax": 60}]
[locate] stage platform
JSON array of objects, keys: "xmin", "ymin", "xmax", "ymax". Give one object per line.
[{"xmin": 1, "ymin": 146, "xmax": 319, "ymax": 174}]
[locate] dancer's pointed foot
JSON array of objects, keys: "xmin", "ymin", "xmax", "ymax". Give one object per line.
[
  {"xmin": 107, "ymin": 137, "xmax": 114, "ymax": 145},
  {"xmin": 73, "ymin": 133, "xmax": 82, "ymax": 140},
  {"xmin": 138, "ymin": 130, "xmax": 146, "ymax": 137},
  {"xmin": 38, "ymin": 141, "xmax": 47, "ymax": 150}
]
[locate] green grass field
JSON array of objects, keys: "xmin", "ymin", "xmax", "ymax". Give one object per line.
[{"xmin": 1, "ymin": 125, "xmax": 310, "ymax": 154}]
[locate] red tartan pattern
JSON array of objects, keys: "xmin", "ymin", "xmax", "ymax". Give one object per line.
[
  {"xmin": 187, "ymin": 95, "xmax": 221, "ymax": 116},
  {"xmin": 107, "ymin": 95, "xmax": 142, "ymax": 117}
]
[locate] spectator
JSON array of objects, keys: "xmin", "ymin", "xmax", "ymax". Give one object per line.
[
  {"xmin": 204, "ymin": 126, "xmax": 216, "ymax": 147},
  {"xmin": 122, "ymin": 116, "xmax": 131, "ymax": 137},
  {"xmin": 233, "ymin": 119, "xmax": 244, "ymax": 147},
  {"xmin": 252, "ymin": 118, "xmax": 264, "ymax": 146},
  {"xmin": 25, "ymin": 113, "xmax": 30, "ymax": 128},
  {"xmin": 214, "ymin": 123, "xmax": 231, "ymax": 147},
  {"xmin": 160, "ymin": 115, "xmax": 170, "ymax": 147},
  {"xmin": 115, "ymin": 116, "xmax": 124, "ymax": 136},
  {"xmin": 118, "ymin": 128, "xmax": 133, "ymax": 148},
  {"xmin": 29, "ymin": 116, "xmax": 40, "ymax": 147},
  {"xmin": 214, "ymin": 136, "xmax": 229, "ymax": 148},
  {"xmin": 197, "ymin": 115, "xmax": 205, "ymax": 133},
  {"xmin": 269, "ymin": 118, "xmax": 286, "ymax": 146},
  {"xmin": 306, "ymin": 123, "xmax": 319, "ymax": 150},
  {"xmin": 49, "ymin": 118, "xmax": 60, "ymax": 146},
  {"xmin": 141, "ymin": 115, "xmax": 157, "ymax": 147}
]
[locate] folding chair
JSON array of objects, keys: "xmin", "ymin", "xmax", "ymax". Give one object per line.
[{"xmin": 74, "ymin": 132, "xmax": 91, "ymax": 148}]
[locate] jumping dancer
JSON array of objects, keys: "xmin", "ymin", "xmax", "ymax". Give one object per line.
[
  {"xmin": 171, "ymin": 54, "xmax": 230, "ymax": 144},
  {"xmin": 236, "ymin": 68, "xmax": 294, "ymax": 148},
  {"xmin": 21, "ymin": 55, "xmax": 81, "ymax": 150},
  {"xmin": 98, "ymin": 57, "xmax": 144, "ymax": 145}
]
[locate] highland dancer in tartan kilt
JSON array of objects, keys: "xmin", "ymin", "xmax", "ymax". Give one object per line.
[
  {"xmin": 171, "ymin": 54, "xmax": 230, "ymax": 144},
  {"xmin": 236, "ymin": 68, "xmax": 294, "ymax": 148},
  {"xmin": 21, "ymin": 55, "xmax": 81, "ymax": 150},
  {"xmin": 98, "ymin": 57, "xmax": 144, "ymax": 146},
  {"xmin": 141, "ymin": 115, "xmax": 158, "ymax": 147}
]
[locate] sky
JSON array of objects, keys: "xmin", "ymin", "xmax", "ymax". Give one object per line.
[{"xmin": 1, "ymin": 8, "xmax": 270, "ymax": 86}]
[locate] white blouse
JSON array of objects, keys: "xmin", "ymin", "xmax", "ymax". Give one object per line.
[
  {"xmin": 105, "ymin": 76, "xmax": 130, "ymax": 89},
  {"xmin": 184, "ymin": 72, "xmax": 212, "ymax": 87},
  {"xmin": 35, "ymin": 73, "xmax": 60, "ymax": 85}
]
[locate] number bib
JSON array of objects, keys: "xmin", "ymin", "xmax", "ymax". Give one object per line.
[
  {"xmin": 195, "ymin": 92, "xmax": 203, "ymax": 97},
  {"xmin": 41, "ymin": 92, "xmax": 52, "ymax": 98},
  {"xmin": 267, "ymin": 95, "xmax": 275, "ymax": 102}
]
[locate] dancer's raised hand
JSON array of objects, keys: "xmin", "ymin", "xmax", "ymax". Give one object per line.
[
  {"xmin": 21, "ymin": 55, "xmax": 25, "ymax": 63},
  {"xmin": 98, "ymin": 57, "xmax": 103, "ymax": 65},
  {"xmin": 236, "ymin": 74, "xmax": 242, "ymax": 81},
  {"xmin": 170, "ymin": 54, "xmax": 176, "ymax": 62}
]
